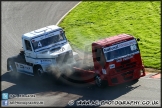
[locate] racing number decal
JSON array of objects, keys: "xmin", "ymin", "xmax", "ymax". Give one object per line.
[
  {"xmin": 109, "ymin": 64, "xmax": 115, "ymax": 69},
  {"xmin": 130, "ymin": 44, "xmax": 137, "ymax": 51},
  {"xmin": 38, "ymin": 41, "xmax": 42, "ymax": 47}
]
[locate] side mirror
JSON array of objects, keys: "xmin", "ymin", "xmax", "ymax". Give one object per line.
[
  {"xmin": 20, "ymin": 49, "xmax": 24, "ymax": 55},
  {"xmin": 136, "ymin": 38, "xmax": 140, "ymax": 41}
]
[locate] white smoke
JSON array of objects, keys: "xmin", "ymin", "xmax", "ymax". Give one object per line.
[{"xmin": 46, "ymin": 44, "xmax": 95, "ymax": 87}]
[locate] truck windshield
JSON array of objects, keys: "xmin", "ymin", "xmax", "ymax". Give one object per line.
[
  {"xmin": 31, "ymin": 32, "xmax": 66, "ymax": 51},
  {"xmin": 103, "ymin": 39, "xmax": 139, "ymax": 61}
]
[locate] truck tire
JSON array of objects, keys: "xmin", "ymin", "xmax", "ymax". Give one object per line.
[
  {"xmin": 35, "ymin": 66, "xmax": 44, "ymax": 77},
  {"xmin": 132, "ymin": 79, "xmax": 139, "ymax": 83},
  {"xmin": 95, "ymin": 75, "xmax": 108, "ymax": 88}
]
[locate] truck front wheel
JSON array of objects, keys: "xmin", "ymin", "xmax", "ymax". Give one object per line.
[
  {"xmin": 95, "ymin": 75, "xmax": 108, "ymax": 88},
  {"xmin": 132, "ymin": 79, "xmax": 139, "ymax": 83},
  {"xmin": 35, "ymin": 66, "xmax": 44, "ymax": 77}
]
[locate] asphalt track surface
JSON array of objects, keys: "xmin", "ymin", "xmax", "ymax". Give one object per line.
[{"xmin": 1, "ymin": 1, "xmax": 161, "ymax": 107}]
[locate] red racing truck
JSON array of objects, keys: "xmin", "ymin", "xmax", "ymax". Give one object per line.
[{"xmin": 69, "ymin": 34, "xmax": 145, "ymax": 88}]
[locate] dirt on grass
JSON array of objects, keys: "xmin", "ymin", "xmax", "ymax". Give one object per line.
[{"xmin": 145, "ymin": 68, "xmax": 161, "ymax": 73}]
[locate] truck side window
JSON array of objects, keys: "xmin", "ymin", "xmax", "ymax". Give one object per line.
[
  {"xmin": 25, "ymin": 40, "xmax": 32, "ymax": 51},
  {"xmin": 99, "ymin": 52, "xmax": 106, "ymax": 67},
  {"xmin": 95, "ymin": 48, "xmax": 101, "ymax": 61},
  {"xmin": 95, "ymin": 48, "xmax": 105, "ymax": 67}
]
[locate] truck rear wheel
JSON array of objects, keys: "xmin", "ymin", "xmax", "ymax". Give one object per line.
[{"xmin": 95, "ymin": 75, "xmax": 107, "ymax": 88}]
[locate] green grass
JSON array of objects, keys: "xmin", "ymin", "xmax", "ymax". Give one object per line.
[{"xmin": 59, "ymin": 1, "xmax": 161, "ymax": 69}]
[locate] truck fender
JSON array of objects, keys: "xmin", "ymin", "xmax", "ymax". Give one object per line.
[
  {"xmin": 7, "ymin": 53, "xmax": 26, "ymax": 71},
  {"xmin": 7, "ymin": 58, "xmax": 11, "ymax": 71},
  {"xmin": 94, "ymin": 70, "xmax": 106, "ymax": 80},
  {"xmin": 7, "ymin": 58, "xmax": 17, "ymax": 72}
]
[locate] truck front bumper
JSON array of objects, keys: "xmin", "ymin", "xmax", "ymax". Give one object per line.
[{"xmin": 106, "ymin": 67, "xmax": 145, "ymax": 86}]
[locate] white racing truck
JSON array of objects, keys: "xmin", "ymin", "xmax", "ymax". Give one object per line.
[{"xmin": 7, "ymin": 25, "xmax": 78, "ymax": 77}]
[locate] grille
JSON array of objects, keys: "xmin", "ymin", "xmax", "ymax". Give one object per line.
[
  {"xmin": 116, "ymin": 61, "xmax": 136, "ymax": 72},
  {"xmin": 50, "ymin": 47, "xmax": 61, "ymax": 52},
  {"xmin": 122, "ymin": 70, "xmax": 134, "ymax": 80},
  {"xmin": 120, "ymin": 59, "xmax": 131, "ymax": 65},
  {"xmin": 56, "ymin": 52, "xmax": 72, "ymax": 65},
  {"xmin": 56, "ymin": 53, "xmax": 67, "ymax": 64}
]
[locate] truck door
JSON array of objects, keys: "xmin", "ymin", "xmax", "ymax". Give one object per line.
[
  {"xmin": 24, "ymin": 40, "xmax": 32, "ymax": 55},
  {"xmin": 94, "ymin": 48, "xmax": 106, "ymax": 74},
  {"xmin": 24, "ymin": 40, "xmax": 33, "ymax": 63}
]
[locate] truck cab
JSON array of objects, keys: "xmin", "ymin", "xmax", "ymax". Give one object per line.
[
  {"xmin": 7, "ymin": 25, "xmax": 75, "ymax": 77},
  {"xmin": 92, "ymin": 34, "xmax": 145, "ymax": 87}
]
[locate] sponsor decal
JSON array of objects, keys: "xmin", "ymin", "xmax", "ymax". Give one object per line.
[
  {"xmin": 103, "ymin": 39, "xmax": 136, "ymax": 53},
  {"xmin": 109, "ymin": 64, "xmax": 115, "ymax": 69},
  {"xmin": 20, "ymin": 65, "xmax": 24, "ymax": 69},
  {"xmin": 41, "ymin": 59, "xmax": 52, "ymax": 63},
  {"xmin": 15, "ymin": 62, "xmax": 33, "ymax": 73},
  {"xmin": 103, "ymin": 45, "xmax": 118, "ymax": 53}
]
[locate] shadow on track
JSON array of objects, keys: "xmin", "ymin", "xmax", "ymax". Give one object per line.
[{"xmin": 1, "ymin": 71, "xmax": 140, "ymax": 107}]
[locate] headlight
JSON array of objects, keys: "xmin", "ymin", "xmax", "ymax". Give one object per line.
[
  {"xmin": 140, "ymin": 69, "xmax": 144, "ymax": 75},
  {"xmin": 102, "ymin": 69, "xmax": 107, "ymax": 74}
]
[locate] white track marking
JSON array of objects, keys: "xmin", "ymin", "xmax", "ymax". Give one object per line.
[{"xmin": 56, "ymin": 1, "xmax": 81, "ymax": 25}]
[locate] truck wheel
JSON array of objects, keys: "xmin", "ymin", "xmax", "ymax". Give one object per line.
[
  {"xmin": 132, "ymin": 79, "xmax": 139, "ymax": 83},
  {"xmin": 35, "ymin": 66, "xmax": 44, "ymax": 77},
  {"xmin": 95, "ymin": 75, "xmax": 107, "ymax": 88}
]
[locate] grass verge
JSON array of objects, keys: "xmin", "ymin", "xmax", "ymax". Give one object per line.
[{"xmin": 59, "ymin": 1, "xmax": 161, "ymax": 70}]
